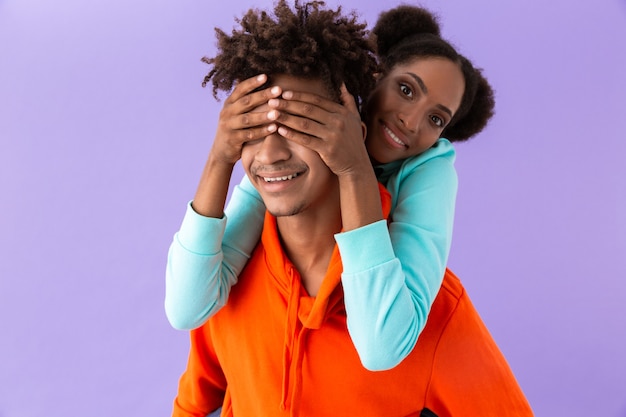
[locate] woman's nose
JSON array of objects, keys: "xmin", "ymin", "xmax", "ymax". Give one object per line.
[{"xmin": 398, "ymin": 109, "xmax": 423, "ymax": 133}]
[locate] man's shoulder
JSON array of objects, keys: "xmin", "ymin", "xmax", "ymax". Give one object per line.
[
  {"xmin": 438, "ymin": 268, "xmax": 465, "ymax": 301},
  {"xmin": 419, "ymin": 268, "xmax": 479, "ymax": 343}
]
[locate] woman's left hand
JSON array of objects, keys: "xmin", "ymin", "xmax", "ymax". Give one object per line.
[{"xmin": 268, "ymin": 84, "xmax": 373, "ymax": 178}]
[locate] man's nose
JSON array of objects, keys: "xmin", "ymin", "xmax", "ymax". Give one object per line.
[{"xmin": 255, "ymin": 132, "xmax": 291, "ymax": 164}]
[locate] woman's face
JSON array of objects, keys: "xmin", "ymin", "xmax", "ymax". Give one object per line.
[{"xmin": 363, "ymin": 57, "xmax": 465, "ymax": 164}]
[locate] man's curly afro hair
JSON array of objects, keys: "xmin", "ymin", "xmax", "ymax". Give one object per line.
[
  {"xmin": 201, "ymin": 0, "xmax": 378, "ymax": 108},
  {"xmin": 373, "ymin": 5, "xmax": 496, "ymax": 142}
]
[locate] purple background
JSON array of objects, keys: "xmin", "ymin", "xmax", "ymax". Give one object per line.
[{"xmin": 1, "ymin": 0, "xmax": 625, "ymax": 415}]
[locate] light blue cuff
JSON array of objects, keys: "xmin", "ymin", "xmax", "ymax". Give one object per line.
[
  {"xmin": 176, "ymin": 202, "xmax": 227, "ymax": 255},
  {"xmin": 334, "ymin": 220, "xmax": 395, "ymax": 274}
]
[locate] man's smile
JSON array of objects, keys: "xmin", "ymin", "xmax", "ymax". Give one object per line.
[{"xmin": 262, "ymin": 173, "xmax": 301, "ymax": 182}]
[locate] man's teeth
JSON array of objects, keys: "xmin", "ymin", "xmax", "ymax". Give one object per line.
[
  {"xmin": 384, "ymin": 126, "xmax": 406, "ymax": 146},
  {"xmin": 263, "ymin": 173, "xmax": 299, "ymax": 182}
]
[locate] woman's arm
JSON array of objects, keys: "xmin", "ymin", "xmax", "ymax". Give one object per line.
[
  {"xmin": 165, "ymin": 75, "xmax": 277, "ymax": 330},
  {"xmin": 337, "ymin": 142, "xmax": 457, "ymax": 370},
  {"xmin": 165, "ymin": 176, "xmax": 264, "ymax": 329}
]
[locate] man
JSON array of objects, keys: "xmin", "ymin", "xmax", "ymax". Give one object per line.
[{"xmin": 170, "ymin": 1, "xmax": 532, "ymax": 416}]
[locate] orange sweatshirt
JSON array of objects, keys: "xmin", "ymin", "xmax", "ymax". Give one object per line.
[{"xmin": 172, "ymin": 191, "xmax": 532, "ymax": 417}]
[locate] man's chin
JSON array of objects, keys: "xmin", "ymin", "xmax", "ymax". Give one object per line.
[{"xmin": 267, "ymin": 205, "xmax": 305, "ymax": 218}]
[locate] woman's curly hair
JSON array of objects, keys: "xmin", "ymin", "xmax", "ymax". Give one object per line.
[
  {"xmin": 201, "ymin": 0, "xmax": 378, "ymax": 108},
  {"xmin": 373, "ymin": 5, "xmax": 496, "ymax": 142}
]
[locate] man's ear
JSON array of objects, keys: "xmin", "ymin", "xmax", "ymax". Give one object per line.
[{"xmin": 361, "ymin": 122, "xmax": 367, "ymax": 141}]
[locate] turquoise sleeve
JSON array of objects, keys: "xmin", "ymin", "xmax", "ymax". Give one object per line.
[
  {"xmin": 165, "ymin": 175, "xmax": 265, "ymax": 330},
  {"xmin": 223, "ymin": 175, "xmax": 265, "ymax": 279},
  {"xmin": 336, "ymin": 144, "xmax": 457, "ymax": 370}
]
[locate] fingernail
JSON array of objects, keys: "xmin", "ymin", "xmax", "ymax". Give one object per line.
[
  {"xmin": 268, "ymin": 98, "xmax": 279, "ymax": 107},
  {"xmin": 271, "ymin": 86, "xmax": 280, "ymax": 95},
  {"xmin": 257, "ymin": 74, "xmax": 266, "ymax": 82},
  {"xmin": 282, "ymin": 91, "xmax": 293, "ymax": 99},
  {"xmin": 267, "ymin": 123, "xmax": 277, "ymax": 132},
  {"xmin": 267, "ymin": 110, "xmax": 278, "ymax": 120}
]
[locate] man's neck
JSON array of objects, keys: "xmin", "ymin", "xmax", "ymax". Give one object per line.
[{"xmin": 276, "ymin": 208, "xmax": 342, "ymax": 297}]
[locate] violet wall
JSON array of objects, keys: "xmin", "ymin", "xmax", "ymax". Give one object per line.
[{"xmin": 1, "ymin": 0, "xmax": 625, "ymax": 415}]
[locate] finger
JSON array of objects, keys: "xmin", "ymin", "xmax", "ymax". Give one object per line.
[
  {"xmin": 230, "ymin": 123, "xmax": 278, "ymax": 147},
  {"xmin": 276, "ymin": 125, "xmax": 321, "ymax": 151},
  {"xmin": 237, "ymin": 85, "xmax": 282, "ymax": 113},
  {"xmin": 339, "ymin": 83, "xmax": 359, "ymax": 115},
  {"xmin": 237, "ymin": 123, "xmax": 278, "ymax": 143},
  {"xmin": 228, "ymin": 74, "xmax": 267, "ymax": 103},
  {"xmin": 278, "ymin": 90, "xmax": 343, "ymax": 114},
  {"xmin": 266, "ymin": 97, "xmax": 336, "ymax": 131},
  {"xmin": 270, "ymin": 110, "xmax": 326, "ymax": 139},
  {"xmin": 228, "ymin": 75, "xmax": 282, "ymax": 111},
  {"xmin": 227, "ymin": 109, "xmax": 275, "ymax": 131}
]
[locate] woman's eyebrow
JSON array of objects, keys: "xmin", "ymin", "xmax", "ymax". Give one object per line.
[
  {"xmin": 436, "ymin": 104, "xmax": 453, "ymax": 118},
  {"xmin": 406, "ymin": 72, "xmax": 428, "ymax": 94}
]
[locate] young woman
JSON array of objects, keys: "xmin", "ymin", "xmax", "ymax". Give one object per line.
[{"xmin": 165, "ymin": 4, "xmax": 495, "ymax": 371}]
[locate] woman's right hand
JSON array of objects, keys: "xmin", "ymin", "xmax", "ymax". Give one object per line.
[
  {"xmin": 192, "ymin": 75, "xmax": 281, "ymax": 218},
  {"xmin": 210, "ymin": 74, "xmax": 282, "ymax": 165}
]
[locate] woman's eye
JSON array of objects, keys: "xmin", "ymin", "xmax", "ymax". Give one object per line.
[
  {"xmin": 431, "ymin": 115, "xmax": 444, "ymax": 128},
  {"xmin": 399, "ymin": 83, "xmax": 413, "ymax": 98}
]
